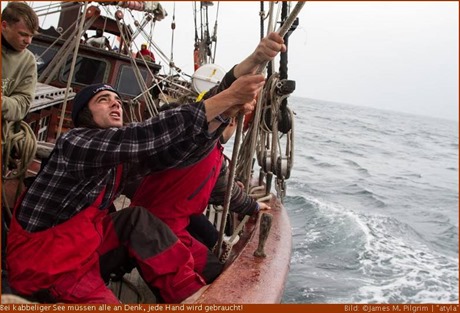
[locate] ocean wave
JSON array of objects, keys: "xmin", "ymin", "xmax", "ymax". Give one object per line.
[
  {"xmin": 282, "ymin": 98, "xmax": 458, "ymax": 304},
  {"xmin": 283, "ymin": 195, "xmax": 457, "ymax": 303},
  {"xmin": 339, "ymin": 149, "xmax": 365, "ymax": 157},
  {"xmin": 355, "ymin": 215, "xmax": 458, "ymax": 303}
]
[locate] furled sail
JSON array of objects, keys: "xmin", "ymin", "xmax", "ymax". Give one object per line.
[{"xmin": 99, "ymin": 2, "xmax": 168, "ymax": 21}]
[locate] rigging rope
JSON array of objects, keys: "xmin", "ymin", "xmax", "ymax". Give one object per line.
[
  {"xmin": 211, "ymin": 2, "xmax": 219, "ymax": 63},
  {"xmin": 169, "ymin": 3, "xmax": 176, "ymax": 76},
  {"xmin": 40, "ymin": 13, "xmax": 98, "ymax": 85},
  {"xmin": 216, "ymin": 1, "xmax": 305, "ymax": 260},
  {"xmin": 126, "ymin": 8, "xmax": 189, "ymax": 82},
  {"xmin": 193, "ymin": 2, "xmax": 199, "ymax": 44},
  {"xmin": 57, "ymin": 1, "xmax": 89, "ymax": 138},
  {"xmin": 32, "ymin": 1, "xmax": 82, "ymax": 16},
  {"xmin": 114, "ymin": 14, "xmax": 158, "ymax": 119}
]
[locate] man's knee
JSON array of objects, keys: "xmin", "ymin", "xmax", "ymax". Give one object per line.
[
  {"xmin": 109, "ymin": 206, "xmax": 179, "ymax": 259},
  {"xmin": 114, "ymin": 206, "xmax": 166, "ymax": 227}
]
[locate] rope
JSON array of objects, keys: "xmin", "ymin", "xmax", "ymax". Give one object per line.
[
  {"xmin": 169, "ymin": 3, "xmax": 176, "ymax": 76},
  {"xmin": 211, "ymin": 2, "xmax": 220, "ymax": 63},
  {"xmin": 1, "ymin": 121, "xmax": 38, "ymax": 218},
  {"xmin": 39, "ymin": 14, "xmax": 98, "ymax": 84},
  {"xmin": 2, "ymin": 121, "xmax": 38, "ymax": 180},
  {"xmin": 123, "ymin": 8, "xmax": 194, "ymax": 117},
  {"xmin": 115, "ymin": 14, "xmax": 158, "ymax": 119},
  {"xmin": 32, "ymin": 2, "xmax": 82, "ymax": 16},
  {"xmin": 126, "ymin": 9, "xmax": 184, "ymax": 77},
  {"xmin": 57, "ymin": 1, "xmax": 89, "ymax": 138},
  {"xmin": 215, "ymin": 2, "xmax": 305, "ymax": 259}
]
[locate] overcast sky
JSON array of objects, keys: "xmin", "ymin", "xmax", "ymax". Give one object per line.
[
  {"xmin": 24, "ymin": 1, "xmax": 460, "ymax": 121},
  {"xmin": 149, "ymin": 1, "xmax": 458, "ymax": 121}
]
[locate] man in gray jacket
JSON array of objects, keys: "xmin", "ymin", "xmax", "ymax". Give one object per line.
[
  {"xmin": 1, "ymin": 1, "xmax": 39, "ymax": 295},
  {"xmin": 1, "ymin": 1, "xmax": 39, "ymax": 122}
]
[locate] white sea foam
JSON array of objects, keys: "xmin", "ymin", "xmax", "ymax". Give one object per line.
[{"xmin": 283, "ymin": 98, "xmax": 458, "ymax": 304}]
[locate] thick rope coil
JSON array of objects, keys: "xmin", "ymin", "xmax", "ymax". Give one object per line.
[
  {"xmin": 2, "ymin": 121, "xmax": 37, "ymax": 180},
  {"xmin": 2, "ymin": 120, "xmax": 38, "ymax": 221}
]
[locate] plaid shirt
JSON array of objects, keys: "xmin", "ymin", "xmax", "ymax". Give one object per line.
[{"xmin": 17, "ymin": 103, "xmax": 226, "ymax": 232}]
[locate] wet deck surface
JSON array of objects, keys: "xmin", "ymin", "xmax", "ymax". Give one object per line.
[{"xmin": 108, "ymin": 269, "xmax": 157, "ymax": 303}]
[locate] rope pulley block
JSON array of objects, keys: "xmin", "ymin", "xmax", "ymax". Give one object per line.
[
  {"xmin": 275, "ymin": 156, "xmax": 291, "ymax": 180},
  {"xmin": 261, "ymin": 149, "xmax": 272, "ymax": 173},
  {"xmin": 115, "ymin": 10, "xmax": 123, "ymax": 20},
  {"xmin": 276, "ymin": 79, "xmax": 296, "ymax": 96},
  {"xmin": 278, "ymin": 105, "xmax": 292, "ymax": 134},
  {"xmin": 85, "ymin": 6, "xmax": 101, "ymax": 19}
]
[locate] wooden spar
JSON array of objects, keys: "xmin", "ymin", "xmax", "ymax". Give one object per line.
[{"xmin": 216, "ymin": 1, "xmax": 306, "ymax": 259}]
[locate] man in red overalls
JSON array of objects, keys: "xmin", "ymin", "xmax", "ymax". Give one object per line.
[
  {"xmin": 5, "ymin": 32, "xmax": 286, "ymax": 303},
  {"xmin": 130, "ymin": 115, "xmax": 271, "ymax": 284}
]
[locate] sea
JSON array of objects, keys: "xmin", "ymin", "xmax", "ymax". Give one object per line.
[{"xmin": 277, "ymin": 97, "xmax": 459, "ymax": 304}]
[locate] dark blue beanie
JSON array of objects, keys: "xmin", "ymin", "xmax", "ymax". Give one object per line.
[{"xmin": 72, "ymin": 83, "xmax": 121, "ymax": 126}]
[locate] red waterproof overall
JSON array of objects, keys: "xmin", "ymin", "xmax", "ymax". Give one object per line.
[
  {"xmin": 6, "ymin": 166, "xmax": 204, "ymax": 303},
  {"xmin": 131, "ymin": 144, "xmax": 223, "ymax": 281}
]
